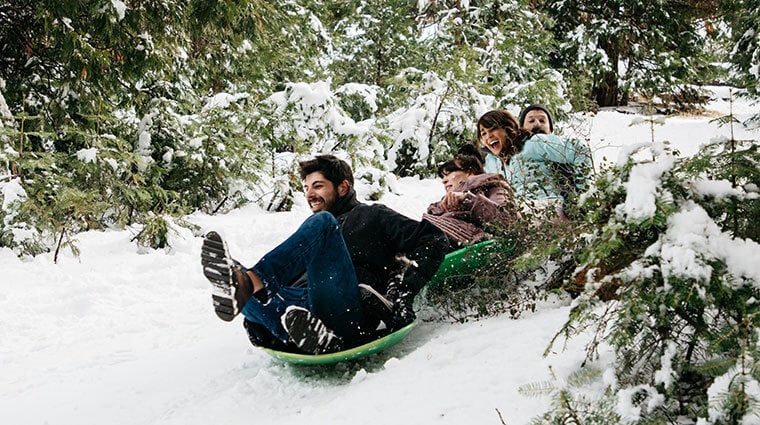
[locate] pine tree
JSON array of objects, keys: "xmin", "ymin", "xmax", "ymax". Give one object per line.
[
  {"xmin": 327, "ymin": 0, "xmax": 425, "ymax": 87},
  {"xmin": 534, "ymin": 127, "xmax": 760, "ymax": 421},
  {"xmin": 420, "ymin": 0, "xmax": 567, "ymax": 110},
  {"xmin": 541, "ymin": 0, "xmax": 715, "ymax": 107},
  {"xmin": 722, "ymin": 0, "xmax": 760, "ymax": 125},
  {"xmin": 0, "ymin": 0, "xmax": 187, "ymax": 253},
  {"xmin": 0, "ymin": 0, "xmax": 328, "ymax": 255}
]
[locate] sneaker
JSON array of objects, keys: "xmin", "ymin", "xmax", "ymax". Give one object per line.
[
  {"xmin": 281, "ymin": 306, "xmax": 343, "ymax": 354},
  {"xmin": 201, "ymin": 231, "xmax": 253, "ymax": 321},
  {"xmin": 359, "ymin": 283, "xmax": 394, "ymax": 327}
]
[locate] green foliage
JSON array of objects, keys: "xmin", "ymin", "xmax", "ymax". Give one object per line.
[
  {"xmin": 133, "ymin": 213, "xmax": 172, "ymax": 250},
  {"xmin": 541, "ymin": 0, "xmax": 714, "ymax": 107},
  {"xmin": 422, "ymin": 239, "xmax": 540, "ymax": 322},
  {"xmin": 0, "ymin": 0, "xmax": 325, "ymax": 256},
  {"xmin": 328, "ymin": 0, "xmax": 425, "ymax": 87},
  {"xmin": 519, "ymin": 367, "xmax": 623, "ymax": 425},
  {"xmin": 422, "ymin": 200, "xmax": 580, "ymax": 323},
  {"xmin": 417, "ymin": 0, "xmax": 571, "ymax": 112},
  {"xmin": 1, "ymin": 0, "xmax": 759, "ymax": 260},
  {"xmin": 531, "ymin": 124, "xmax": 760, "ymax": 422},
  {"xmin": 251, "ymin": 80, "xmax": 394, "ymax": 203},
  {"xmin": 384, "ymin": 70, "xmax": 492, "ymax": 176},
  {"xmin": 722, "ymin": 0, "xmax": 760, "ymax": 100},
  {"xmin": 432, "ymin": 94, "xmax": 760, "ymax": 422}
]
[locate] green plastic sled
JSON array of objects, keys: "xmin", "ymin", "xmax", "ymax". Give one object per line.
[
  {"xmin": 260, "ymin": 240, "xmax": 506, "ymax": 365},
  {"xmin": 427, "ymin": 239, "xmax": 501, "ymax": 287},
  {"xmin": 260, "ymin": 322, "xmax": 417, "ymax": 365}
]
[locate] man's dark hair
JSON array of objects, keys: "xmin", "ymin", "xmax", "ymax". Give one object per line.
[
  {"xmin": 518, "ymin": 104, "xmax": 554, "ymax": 133},
  {"xmin": 298, "ymin": 154, "xmax": 354, "ymax": 187}
]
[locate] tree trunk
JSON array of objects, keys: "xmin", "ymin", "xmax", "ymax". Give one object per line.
[
  {"xmin": 593, "ymin": 70, "xmax": 620, "ymax": 107},
  {"xmin": 592, "ymin": 39, "xmax": 623, "ymax": 107}
]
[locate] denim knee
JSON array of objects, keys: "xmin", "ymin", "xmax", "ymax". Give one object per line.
[{"xmin": 309, "ymin": 211, "xmax": 338, "ymax": 228}]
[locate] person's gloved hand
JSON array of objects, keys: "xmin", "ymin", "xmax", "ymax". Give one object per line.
[{"xmin": 386, "ymin": 285, "xmax": 415, "ymax": 330}]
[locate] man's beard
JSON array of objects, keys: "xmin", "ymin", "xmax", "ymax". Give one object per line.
[{"xmin": 308, "ymin": 190, "xmax": 338, "ymax": 213}]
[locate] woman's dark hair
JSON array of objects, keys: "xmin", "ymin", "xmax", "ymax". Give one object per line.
[
  {"xmin": 475, "ymin": 109, "xmax": 532, "ymax": 157},
  {"xmin": 298, "ymin": 154, "xmax": 354, "ymax": 187}
]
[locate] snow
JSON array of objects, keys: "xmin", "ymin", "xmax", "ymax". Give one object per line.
[
  {"xmin": 110, "ymin": 0, "xmax": 127, "ymax": 21},
  {"xmin": 620, "ymin": 148, "xmax": 675, "ymax": 222},
  {"xmin": 0, "ymin": 78, "xmax": 12, "ymax": 122},
  {"xmin": 660, "ymin": 202, "xmax": 760, "ymax": 288},
  {"xmin": 76, "ymin": 147, "xmax": 99, "ymax": 164},
  {"xmin": 202, "ymin": 92, "xmax": 250, "ymax": 111},
  {"xmin": 1, "ymin": 87, "xmax": 759, "ymax": 425},
  {"xmin": 1, "ymin": 177, "xmax": 25, "ymax": 211},
  {"xmin": 653, "ymin": 340, "xmax": 677, "ymax": 388}
]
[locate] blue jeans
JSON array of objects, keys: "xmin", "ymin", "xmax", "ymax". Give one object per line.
[{"xmin": 241, "ymin": 212, "xmax": 365, "ymax": 346}]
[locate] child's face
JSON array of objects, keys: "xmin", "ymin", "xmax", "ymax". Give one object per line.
[{"xmin": 441, "ymin": 170, "xmax": 471, "ymax": 192}]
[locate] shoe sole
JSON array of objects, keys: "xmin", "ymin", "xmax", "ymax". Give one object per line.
[
  {"xmin": 281, "ymin": 306, "xmax": 342, "ymax": 354},
  {"xmin": 201, "ymin": 232, "xmax": 238, "ymax": 321}
]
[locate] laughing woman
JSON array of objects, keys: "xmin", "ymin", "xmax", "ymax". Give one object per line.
[{"xmin": 475, "ymin": 109, "xmax": 591, "ymax": 216}]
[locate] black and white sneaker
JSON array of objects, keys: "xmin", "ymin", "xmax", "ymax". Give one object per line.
[
  {"xmin": 281, "ymin": 306, "xmax": 343, "ymax": 354},
  {"xmin": 359, "ymin": 283, "xmax": 394, "ymax": 328},
  {"xmin": 201, "ymin": 231, "xmax": 252, "ymax": 322}
]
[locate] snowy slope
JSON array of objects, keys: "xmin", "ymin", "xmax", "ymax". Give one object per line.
[{"xmin": 1, "ymin": 86, "xmax": 757, "ymax": 425}]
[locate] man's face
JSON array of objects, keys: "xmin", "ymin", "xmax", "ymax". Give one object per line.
[
  {"xmin": 303, "ymin": 172, "xmax": 341, "ymax": 213},
  {"xmin": 523, "ymin": 110, "xmax": 551, "ymax": 134}
]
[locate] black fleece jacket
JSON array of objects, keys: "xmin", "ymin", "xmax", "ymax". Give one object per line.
[{"xmin": 330, "ymin": 188, "xmax": 448, "ymax": 298}]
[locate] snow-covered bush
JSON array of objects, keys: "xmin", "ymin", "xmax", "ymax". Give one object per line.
[
  {"xmin": 531, "ymin": 131, "xmax": 760, "ymax": 422},
  {"xmin": 251, "ymin": 80, "xmax": 393, "ymax": 204},
  {"xmin": 0, "ymin": 0, "xmax": 326, "ymax": 255},
  {"xmin": 383, "ymin": 70, "xmax": 492, "ymax": 176},
  {"xmin": 724, "ymin": 0, "xmax": 760, "ymax": 126}
]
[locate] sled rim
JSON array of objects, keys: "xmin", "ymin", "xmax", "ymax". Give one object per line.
[{"xmin": 260, "ymin": 322, "xmax": 417, "ymax": 365}]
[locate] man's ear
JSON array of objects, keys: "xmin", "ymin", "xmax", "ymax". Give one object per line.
[{"xmin": 337, "ymin": 180, "xmax": 350, "ymax": 197}]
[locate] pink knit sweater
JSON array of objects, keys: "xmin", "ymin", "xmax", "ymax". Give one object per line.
[{"xmin": 422, "ymin": 173, "xmax": 512, "ymax": 248}]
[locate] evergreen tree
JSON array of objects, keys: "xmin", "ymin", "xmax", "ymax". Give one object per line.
[
  {"xmin": 0, "ymin": 0, "xmax": 189, "ymax": 254},
  {"xmin": 381, "ymin": 69, "xmax": 488, "ymax": 176},
  {"xmin": 377, "ymin": 0, "xmax": 570, "ymax": 176},
  {"xmin": 327, "ymin": 0, "xmax": 425, "ymax": 87},
  {"xmin": 722, "ymin": 0, "xmax": 760, "ymax": 125},
  {"xmin": 251, "ymin": 79, "xmax": 393, "ymax": 206},
  {"xmin": 0, "ymin": 0, "xmax": 327, "ymax": 255},
  {"xmin": 529, "ymin": 128, "xmax": 760, "ymax": 421},
  {"xmin": 419, "ymin": 0, "xmax": 568, "ymax": 111},
  {"xmin": 541, "ymin": 0, "xmax": 715, "ymax": 107}
]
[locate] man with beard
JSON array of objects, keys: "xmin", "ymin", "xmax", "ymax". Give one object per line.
[
  {"xmin": 518, "ymin": 104, "xmax": 591, "ymax": 219},
  {"xmin": 201, "ymin": 155, "xmax": 448, "ymax": 355},
  {"xmin": 519, "ymin": 104, "xmax": 554, "ymax": 136}
]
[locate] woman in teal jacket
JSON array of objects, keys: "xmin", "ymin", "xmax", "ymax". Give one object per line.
[{"xmin": 476, "ymin": 109, "xmax": 591, "ymax": 203}]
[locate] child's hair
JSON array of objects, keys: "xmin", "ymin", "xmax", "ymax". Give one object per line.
[
  {"xmin": 456, "ymin": 143, "xmax": 483, "ymax": 159},
  {"xmin": 475, "ymin": 109, "xmax": 532, "ymax": 156},
  {"xmin": 437, "ymin": 147, "xmax": 484, "ymax": 178},
  {"xmin": 298, "ymin": 154, "xmax": 354, "ymax": 187}
]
